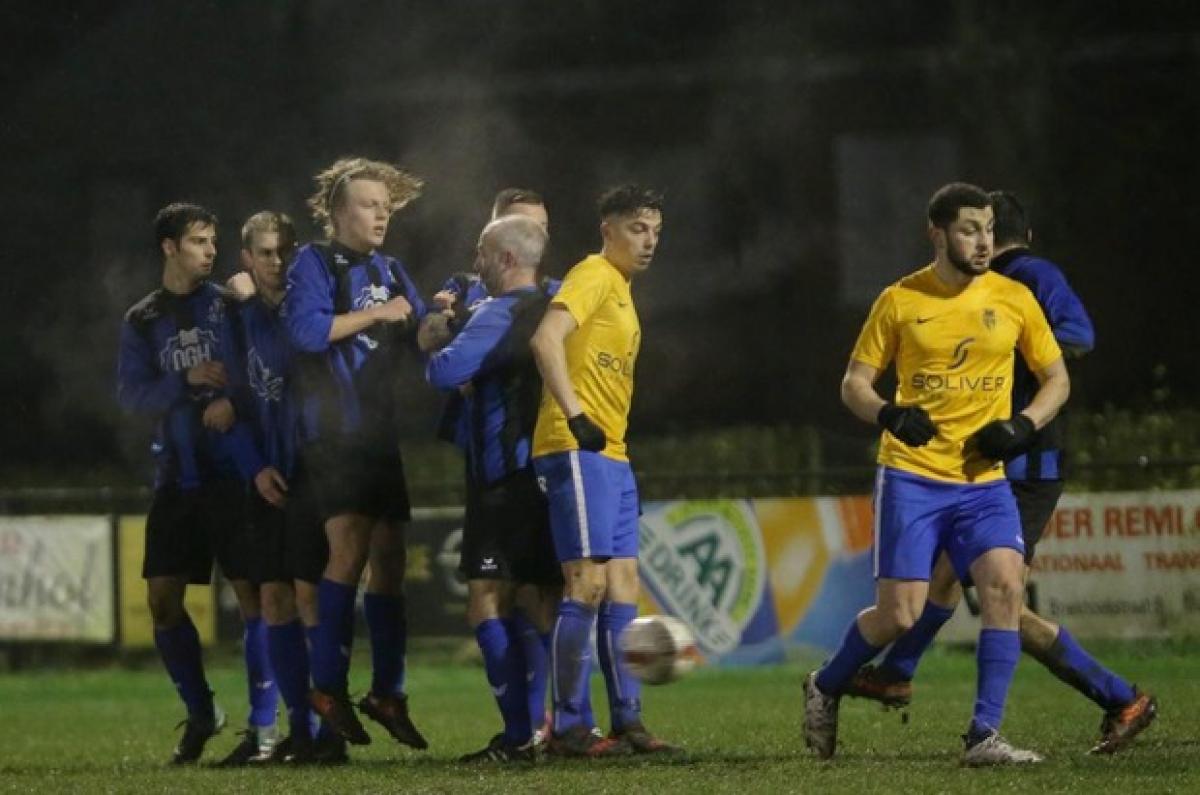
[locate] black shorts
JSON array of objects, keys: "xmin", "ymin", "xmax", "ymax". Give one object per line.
[
  {"xmin": 303, "ymin": 437, "xmax": 411, "ymax": 523},
  {"xmin": 143, "ymin": 480, "xmax": 250, "ymax": 584},
  {"xmin": 286, "ymin": 460, "xmax": 330, "ymax": 584},
  {"xmin": 460, "ymin": 468, "xmax": 562, "ymax": 586},
  {"xmin": 1011, "ymin": 479, "xmax": 1065, "ymax": 563}
]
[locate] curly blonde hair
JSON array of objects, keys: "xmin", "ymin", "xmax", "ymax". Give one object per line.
[{"xmin": 307, "ymin": 157, "xmax": 424, "ymax": 239}]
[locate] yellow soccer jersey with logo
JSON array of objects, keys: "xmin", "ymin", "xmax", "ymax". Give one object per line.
[
  {"xmin": 851, "ymin": 265, "xmax": 1062, "ymax": 483},
  {"xmin": 533, "ymin": 254, "xmax": 641, "ymax": 462}
]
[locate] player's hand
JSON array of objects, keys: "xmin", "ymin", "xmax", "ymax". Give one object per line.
[
  {"xmin": 973, "ymin": 414, "xmax": 1036, "ymax": 460},
  {"xmin": 186, "ymin": 361, "xmax": 228, "ymax": 389},
  {"xmin": 432, "ymin": 290, "xmax": 458, "ymax": 311},
  {"xmin": 371, "ymin": 295, "xmax": 413, "ymax": 324},
  {"xmin": 254, "ymin": 466, "xmax": 288, "ymax": 508},
  {"xmin": 226, "ymin": 272, "xmax": 258, "ymax": 301},
  {"xmin": 877, "ymin": 403, "xmax": 936, "ymax": 447},
  {"xmin": 202, "ymin": 397, "xmax": 236, "ymax": 432},
  {"xmin": 568, "ymin": 413, "xmax": 606, "ymax": 452}
]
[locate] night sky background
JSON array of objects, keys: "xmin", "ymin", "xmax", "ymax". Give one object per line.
[{"xmin": 2, "ymin": 1, "xmax": 1198, "ymax": 486}]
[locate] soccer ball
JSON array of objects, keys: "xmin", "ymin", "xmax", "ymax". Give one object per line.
[{"xmin": 619, "ymin": 615, "xmax": 699, "ymax": 685}]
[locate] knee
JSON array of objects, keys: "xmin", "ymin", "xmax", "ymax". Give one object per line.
[
  {"xmin": 261, "ymin": 585, "xmax": 296, "ymax": 625},
  {"xmin": 978, "ymin": 577, "xmax": 1022, "ymax": 609},
  {"xmin": 565, "ymin": 572, "xmax": 605, "ymax": 608},
  {"xmin": 147, "ymin": 591, "xmax": 184, "ymax": 628}
]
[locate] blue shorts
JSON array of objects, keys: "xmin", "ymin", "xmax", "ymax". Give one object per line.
[
  {"xmin": 532, "ymin": 451, "xmax": 639, "ymax": 562},
  {"xmin": 873, "ymin": 466, "xmax": 1025, "ymax": 581}
]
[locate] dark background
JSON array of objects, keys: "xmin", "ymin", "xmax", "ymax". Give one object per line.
[{"xmin": 2, "ymin": 1, "xmax": 1198, "ymax": 486}]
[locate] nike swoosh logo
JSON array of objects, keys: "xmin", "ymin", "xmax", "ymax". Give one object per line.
[
  {"xmin": 492, "ymin": 684, "xmax": 508, "ymax": 697},
  {"xmin": 916, "ymin": 316, "xmax": 938, "ymax": 324}
]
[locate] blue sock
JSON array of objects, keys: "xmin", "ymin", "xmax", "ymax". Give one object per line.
[
  {"xmin": 597, "ymin": 602, "xmax": 641, "ymax": 731},
  {"xmin": 580, "ymin": 641, "xmax": 596, "ymax": 730},
  {"xmin": 513, "ymin": 611, "xmax": 549, "ymax": 732},
  {"xmin": 475, "ymin": 618, "xmax": 532, "ymax": 745},
  {"xmin": 1033, "ymin": 626, "xmax": 1136, "ymax": 711},
  {"xmin": 551, "ymin": 600, "xmax": 596, "ymax": 734},
  {"xmin": 880, "ymin": 601, "xmax": 956, "ymax": 680},
  {"xmin": 268, "ymin": 620, "xmax": 312, "ymax": 740},
  {"xmin": 154, "ymin": 613, "xmax": 213, "ymax": 717},
  {"xmin": 815, "ymin": 619, "xmax": 882, "ymax": 695},
  {"xmin": 311, "ymin": 579, "xmax": 357, "ymax": 693},
  {"xmin": 364, "ymin": 593, "xmax": 407, "ymax": 697},
  {"xmin": 243, "ymin": 617, "xmax": 279, "ymax": 728},
  {"xmin": 972, "ymin": 628, "xmax": 1020, "ymax": 735}
]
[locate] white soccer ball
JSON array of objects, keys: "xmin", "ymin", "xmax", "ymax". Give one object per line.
[{"xmin": 619, "ymin": 615, "xmax": 699, "ymax": 685}]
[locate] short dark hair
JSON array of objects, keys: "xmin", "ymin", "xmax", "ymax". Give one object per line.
[
  {"xmin": 926, "ymin": 182, "xmax": 990, "ymax": 228},
  {"xmin": 598, "ymin": 184, "xmax": 663, "ymax": 219},
  {"xmin": 988, "ymin": 190, "xmax": 1031, "ymax": 247},
  {"xmin": 155, "ymin": 202, "xmax": 217, "ymax": 247},
  {"xmin": 492, "ymin": 187, "xmax": 544, "ymax": 217}
]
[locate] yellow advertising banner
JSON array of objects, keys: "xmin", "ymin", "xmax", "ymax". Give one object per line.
[{"xmin": 117, "ymin": 515, "xmax": 215, "ymax": 647}]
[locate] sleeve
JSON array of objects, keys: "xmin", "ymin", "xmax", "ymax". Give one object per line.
[
  {"xmin": 222, "ymin": 422, "xmax": 267, "ymax": 481},
  {"xmin": 116, "ymin": 321, "xmax": 186, "ymax": 414},
  {"xmin": 283, "ymin": 250, "xmax": 335, "ymax": 353},
  {"xmin": 849, "ymin": 288, "xmax": 898, "ymax": 370},
  {"xmin": 425, "ymin": 301, "xmax": 511, "ymax": 389},
  {"xmin": 1016, "ymin": 286, "xmax": 1064, "ymax": 373},
  {"xmin": 1029, "ymin": 261, "xmax": 1095, "ymax": 355},
  {"xmin": 550, "ymin": 260, "xmax": 611, "ymax": 328},
  {"xmin": 214, "ymin": 301, "xmax": 267, "ymax": 480},
  {"xmin": 391, "ymin": 261, "xmax": 428, "ymax": 323}
]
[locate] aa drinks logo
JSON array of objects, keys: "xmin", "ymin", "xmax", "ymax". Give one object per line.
[{"xmin": 638, "ymin": 500, "xmax": 767, "ymax": 656}]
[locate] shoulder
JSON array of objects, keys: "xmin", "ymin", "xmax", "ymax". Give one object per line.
[
  {"xmin": 563, "ymin": 255, "xmax": 617, "ymax": 286},
  {"xmin": 124, "ymin": 288, "xmax": 165, "ymax": 325},
  {"xmin": 291, "ymin": 243, "xmax": 332, "ymax": 274}
]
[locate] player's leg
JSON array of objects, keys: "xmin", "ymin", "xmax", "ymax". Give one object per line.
[
  {"xmin": 1008, "ymin": 480, "xmax": 1154, "ymax": 752},
  {"xmin": 144, "ymin": 486, "xmax": 226, "ymax": 763},
  {"xmin": 513, "ymin": 583, "xmax": 556, "ymax": 741},
  {"xmin": 850, "ymin": 553, "xmax": 962, "ymax": 705},
  {"xmin": 953, "ymin": 481, "xmax": 1042, "ymax": 765},
  {"xmin": 805, "ymin": 467, "xmax": 945, "ymax": 758}
]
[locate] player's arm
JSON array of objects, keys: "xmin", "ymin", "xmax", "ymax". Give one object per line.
[
  {"xmin": 426, "ymin": 305, "xmax": 508, "ymax": 389},
  {"xmin": 1033, "ymin": 263, "xmax": 1095, "ymax": 358},
  {"xmin": 1019, "ymin": 356, "xmax": 1070, "ymax": 429},
  {"xmin": 842, "ymin": 359, "xmax": 936, "ymax": 447},
  {"xmin": 417, "ymin": 312, "xmax": 455, "ymax": 353},
  {"xmin": 283, "ymin": 252, "xmax": 407, "ymax": 350},
  {"xmin": 116, "ymin": 322, "xmax": 187, "ymax": 414},
  {"xmin": 531, "ymin": 306, "xmax": 605, "ymax": 451}
]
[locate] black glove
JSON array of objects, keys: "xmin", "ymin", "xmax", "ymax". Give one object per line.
[
  {"xmin": 877, "ymin": 403, "xmax": 936, "ymax": 447},
  {"xmin": 974, "ymin": 414, "xmax": 1037, "ymax": 460},
  {"xmin": 567, "ymin": 413, "xmax": 606, "ymax": 452}
]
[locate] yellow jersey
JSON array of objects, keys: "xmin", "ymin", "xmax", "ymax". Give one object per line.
[
  {"xmin": 533, "ymin": 254, "xmax": 641, "ymax": 462},
  {"xmin": 851, "ymin": 265, "xmax": 1062, "ymax": 483}
]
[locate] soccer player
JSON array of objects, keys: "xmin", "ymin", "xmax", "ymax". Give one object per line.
[
  {"xmin": 803, "ymin": 183, "xmax": 1070, "ymax": 766},
  {"xmin": 426, "ymin": 214, "xmax": 561, "ymax": 762},
  {"xmin": 844, "ymin": 191, "xmax": 1157, "ymax": 754},
  {"xmin": 222, "ymin": 210, "xmax": 351, "ymax": 765},
  {"xmin": 419, "ymin": 188, "xmax": 596, "ymax": 746},
  {"xmin": 283, "ymin": 157, "xmax": 429, "ymax": 751},
  {"xmin": 530, "ymin": 184, "xmax": 677, "ymax": 756},
  {"xmin": 117, "ymin": 203, "xmax": 279, "ymax": 764}
]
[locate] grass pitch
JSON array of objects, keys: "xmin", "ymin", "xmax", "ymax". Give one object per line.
[{"xmin": 1, "ymin": 641, "xmax": 1196, "ymax": 793}]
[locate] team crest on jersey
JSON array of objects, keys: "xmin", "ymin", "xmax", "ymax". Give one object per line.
[
  {"xmin": 247, "ymin": 347, "xmax": 283, "ymax": 402},
  {"xmin": 207, "ymin": 297, "xmax": 225, "ymax": 325},
  {"xmin": 352, "ymin": 285, "xmax": 392, "ymax": 350},
  {"xmin": 159, "ymin": 327, "xmax": 217, "ymax": 372},
  {"xmin": 982, "ymin": 308, "xmax": 996, "ymax": 330}
]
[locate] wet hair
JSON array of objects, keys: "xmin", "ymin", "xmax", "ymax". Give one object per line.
[
  {"xmin": 988, "ymin": 190, "xmax": 1031, "ymax": 247},
  {"xmin": 307, "ymin": 157, "xmax": 424, "ymax": 239},
  {"xmin": 927, "ymin": 182, "xmax": 991, "ymax": 228},
  {"xmin": 154, "ymin": 202, "xmax": 217, "ymax": 247},
  {"xmin": 491, "ymin": 187, "xmax": 544, "ymax": 218},
  {"xmin": 597, "ymin": 184, "xmax": 664, "ymax": 219},
  {"xmin": 240, "ymin": 210, "xmax": 297, "ymax": 252}
]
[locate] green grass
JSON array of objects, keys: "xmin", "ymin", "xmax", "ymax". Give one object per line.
[{"xmin": 0, "ymin": 643, "xmax": 1196, "ymax": 793}]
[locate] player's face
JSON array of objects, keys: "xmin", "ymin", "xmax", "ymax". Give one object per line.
[
  {"xmin": 242, "ymin": 230, "xmax": 294, "ymax": 294},
  {"xmin": 334, "ymin": 178, "xmax": 391, "ymax": 252},
  {"xmin": 165, "ymin": 222, "xmax": 217, "ymax": 281},
  {"xmin": 499, "ymin": 201, "xmax": 549, "ymax": 233},
  {"xmin": 939, "ymin": 206, "xmax": 994, "ymax": 276},
  {"xmin": 602, "ymin": 208, "xmax": 663, "ymax": 276}
]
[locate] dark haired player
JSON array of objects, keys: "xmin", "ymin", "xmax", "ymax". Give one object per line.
[
  {"xmin": 846, "ymin": 191, "xmax": 1156, "ymax": 755},
  {"xmin": 530, "ymin": 184, "xmax": 677, "ymax": 757},
  {"xmin": 118, "ymin": 203, "xmax": 278, "ymax": 764},
  {"xmin": 803, "ymin": 183, "xmax": 1069, "ymax": 766}
]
